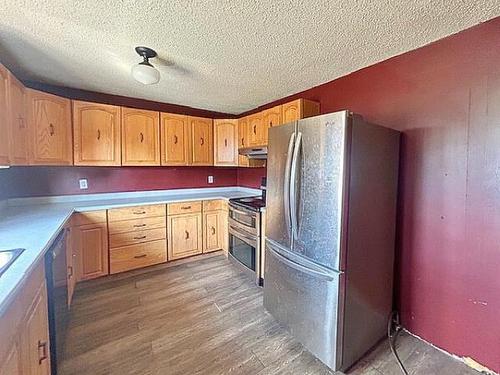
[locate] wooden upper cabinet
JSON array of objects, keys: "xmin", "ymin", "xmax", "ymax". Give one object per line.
[
  {"xmin": 262, "ymin": 105, "xmax": 282, "ymax": 129},
  {"xmin": 27, "ymin": 89, "xmax": 72, "ymax": 165},
  {"xmin": 248, "ymin": 112, "xmax": 266, "ymax": 146},
  {"xmin": 0, "ymin": 65, "xmax": 9, "ymax": 165},
  {"xmin": 238, "ymin": 116, "xmax": 248, "ymax": 149},
  {"xmin": 121, "ymin": 108, "xmax": 160, "ymax": 166},
  {"xmin": 160, "ymin": 113, "xmax": 189, "ymax": 166},
  {"xmin": 188, "ymin": 116, "xmax": 213, "ymax": 166},
  {"xmin": 281, "ymin": 98, "xmax": 320, "ymax": 124},
  {"xmin": 8, "ymin": 73, "xmax": 29, "ymax": 165},
  {"xmin": 214, "ymin": 119, "xmax": 238, "ymax": 166},
  {"xmin": 73, "ymin": 101, "xmax": 121, "ymax": 166}
]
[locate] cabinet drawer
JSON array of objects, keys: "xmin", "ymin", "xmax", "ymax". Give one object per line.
[
  {"xmin": 108, "ymin": 204, "xmax": 166, "ymax": 222},
  {"xmin": 109, "ymin": 227, "xmax": 166, "ymax": 248},
  {"xmin": 203, "ymin": 199, "xmax": 227, "ymax": 212},
  {"xmin": 110, "ymin": 240, "xmax": 166, "ymax": 274},
  {"xmin": 72, "ymin": 210, "xmax": 107, "ymax": 225},
  {"xmin": 108, "ymin": 216, "xmax": 166, "ymax": 234},
  {"xmin": 167, "ymin": 201, "xmax": 202, "ymax": 215}
]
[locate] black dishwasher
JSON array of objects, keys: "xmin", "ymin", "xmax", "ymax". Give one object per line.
[{"xmin": 44, "ymin": 229, "xmax": 69, "ymax": 375}]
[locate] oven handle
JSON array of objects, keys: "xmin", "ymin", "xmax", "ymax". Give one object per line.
[
  {"xmin": 229, "ymin": 207, "xmax": 256, "ymax": 229},
  {"xmin": 229, "ymin": 226, "xmax": 258, "ymax": 247}
]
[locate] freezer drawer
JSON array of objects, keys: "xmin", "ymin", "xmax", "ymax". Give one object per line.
[{"xmin": 263, "ymin": 243, "xmax": 344, "ymax": 371}]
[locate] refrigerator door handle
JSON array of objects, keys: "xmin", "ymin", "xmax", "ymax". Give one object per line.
[
  {"xmin": 290, "ymin": 131, "xmax": 302, "ymax": 239},
  {"xmin": 284, "ymin": 131, "xmax": 296, "ymax": 236},
  {"xmin": 267, "ymin": 241, "xmax": 336, "ymax": 281}
]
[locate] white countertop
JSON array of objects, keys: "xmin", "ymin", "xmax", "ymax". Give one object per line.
[{"xmin": 0, "ymin": 187, "xmax": 260, "ymax": 313}]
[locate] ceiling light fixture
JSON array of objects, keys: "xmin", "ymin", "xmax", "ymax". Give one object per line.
[{"xmin": 131, "ymin": 46, "xmax": 160, "ymax": 85}]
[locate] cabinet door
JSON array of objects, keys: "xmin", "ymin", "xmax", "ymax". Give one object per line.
[
  {"xmin": 203, "ymin": 210, "xmax": 226, "ymax": 253},
  {"xmin": 8, "ymin": 73, "xmax": 29, "ymax": 165},
  {"xmin": 0, "ymin": 343, "xmax": 21, "ymax": 375},
  {"xmin": 0, "ymin": 65, "xmax": 9, "ymax": 165},
  {"xmin": 73, "ymin": 101, "xmax": 121, "ymax": 166},
  {"xmin": 214, "ymin": 119, "xmax": 238, "ymax": 166},
  {"xmin": 189, "ymin": 116, "xmax": 213, "ymax": 166},
  {"xmin": 167, "ymin": 213, "xmax": 203, "ymax": 260},
  {"xmin": 262, "ymin": 105, "xmax": 282, "ymax": 129},
  {"xmin": 121, "ymin": 108, "xmax": 160, "ymax": 166},
  {"xmin": 20, "ymin": 283, "xmax": 51, "ymax": 375},
  {"xmin": 238, "ymin": 116, "xmax": 248, "ymax": 149},
  {"xmin": 281, "ymin": 99, "xmax": 320, "ymax": 124},
  {"xmin": 66, "ymin": 228, "xmax": 76, "ymax": 307},
  {"xmin": 248, "ymin": 112, "xmax": 266, "ymax": 146},
  {"xmin": 27, "ymin": 89, "xmax": 72, "ymax": 165},
  {"xmin": 74, "ymin": 223, "xmax": 109, "ymax": 281},
  {"xmin": 160, "ymin": 113, "xmax": 189, "ymax": 166}
]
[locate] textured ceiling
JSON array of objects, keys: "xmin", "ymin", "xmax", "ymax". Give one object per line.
[{"xmin": 0, "ymin": 1, "xmax": 499, "ymax": 114}]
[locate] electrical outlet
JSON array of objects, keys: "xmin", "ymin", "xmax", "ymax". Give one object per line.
[
  {"xmin": 79, "ymin": 178, "xmax": 88, "ymax": 190},
  {"xmin": 208, "ymin": 175, "xmax": 214, "ymax": 184}
]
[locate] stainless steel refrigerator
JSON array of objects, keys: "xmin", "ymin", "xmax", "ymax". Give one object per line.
[{"xmin": 263, "ymin": 110, "xmax": 400, "ymax": 372}]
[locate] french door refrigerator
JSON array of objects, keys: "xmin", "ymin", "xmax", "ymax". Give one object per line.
[{"xmin": 263, "ymin": 110, "xmax": 400, "ymax": 372}]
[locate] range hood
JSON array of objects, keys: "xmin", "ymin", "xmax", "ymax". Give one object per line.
[{"xmin": 238, "ymin": 146, "xmax": 268, "ymax": 159}]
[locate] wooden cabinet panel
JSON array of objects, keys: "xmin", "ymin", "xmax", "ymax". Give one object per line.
[
  {"xmin": 108, "ymin": 204, "xmax": 165, "ymax": 222},
  {"xmin": 262, "ymin": 105, "xmax": 282, "ymax": 129},
  {"xmin": 73, "ymin": 223, "xmax": 109, "ymax": 281},
  {"xmin": 8, "ymin": 73, "xmax": 29, "ymax": 165},
  {"xmin": 121, "ymin": 108, "xmax": 160, "ymax": 166},
  {"xmin": 214, "ymin": 119, "xmax": 238, "ymax": 166},
  {"xmin": 109, "ymin": 227, "xmax": 166, "ymax": 248},
  {"xmin": 73, "ymin": 101, "xmax": 121, "ymax": 166},
  {"xmin": 27, "ymin": 89, "xmax": 72, "ymax": 165},
  {"xmin": 71, "ymin": 210, "xmax": 107, "ymax": 226},
  {"xmin": 238, "ymin": 116, "xmax": 248, "ymax": 149},
  {"xmin": 160, "ymin": 113, "xmax": 189, "ymax": 166},
  {"xmin": 0, "ymin": 343, "xmax": 21, "ymax": 375},
  {"xmin": 202, "ymin": 199, "xmax": 226, "ymax": 212},
  {"xmin": 188, "ymin": 116, "xmax": 213, "ymax": 166},
  {"xmin": 281, "ymin": 99, "xmax": 320, "ymax": 124},
  {"xmin": 167, "ymin": 213, "xmax": 203, "ymax": 260},
  {"xmin": 0, "ymin": 65, "xmax": 9, "ymax": 165},
  {"xmin": 248, "ymin": 112, "xmax": 266, "ymax": 146},
  {"xmin": 203, "ymin": 210, "xmax": 226, "ymax": 253},
  {"xmin": 167, "ymin": 201, "xmax": 202, "ymax": 215},
  {"xmin": 108, "ymin": 216, "xmax": 165, "ymax": 234},
  {"xmin": 110, "ymin": 240, "xmax": 166, "ymax": 274},
  {"xmin": 19, "ymin": 282, "xmax": 51, "ymax": 375}
]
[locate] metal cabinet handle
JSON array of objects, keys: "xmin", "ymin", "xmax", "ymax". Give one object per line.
[
  {"xmin": 133, "ymin": 223, "xmax": 146, "ymax": 228},
  {"xmin": 49, "ymin": 123, "xmax": 55, "ymax": 136},
  {"xmin": 211, "ymin": 226, "xmax": 216, "ymax": 235},
  {"xmin": 181, "ymin": 205, "xmax": 192, "ymax": 210},
  {"xmin": 38, "ymin": 340, "xmax": 48, "ymax": 364},
  {"xmin": 185, "ymin": 230, "xmax": 190, "ymax": 240},
  {"xmin": 174, "ymin": 135, "xmax": 178, "ymax": 144},
  {"xmin": 200, "ymin": 137, "xmax": 204, "ymax": 146},
  {"xmin": 134, "ymin": 254, "xmax": 147, "ymax": 259},
  {"xmin": 269, "ymin": 121, "xmax": 273, "ymax": 127},
  {"xmin": 253, "ymin": 125, "xmax": 257, "ymax": 134},
  {"xmin": 133, "ymin": 235, "xmax": 147, "ymax": 240},
  {"xmin": 241, "ymin": 137, "xmax": 244, "ymax": 146},
  {"xmin": 133, "ymin": 211, "xmax": 146, "ymax": 215},
  {"xmin": 68, "ymin": 265, "xmax": 73, "ymax": 278},
  {"xmin": 140, "ymin": 132, "xmax": 144, "ymax": 143},
  {"xmin": 97, "ymin": 129, "xmax": 101, "ymax": 140}
]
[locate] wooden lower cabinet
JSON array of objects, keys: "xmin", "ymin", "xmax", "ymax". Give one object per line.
[
  {"xmin": 110, "ymin": 240, "xmax": 167, "ymax": 274},
  {"xmin": 167, "ymin": 213, "xmax": 203, "ymax": 260},
  {"xmin": 73, "ymin": 222, "xmax": 109, "ymax": 281},
  {"xmin": 0, "ymin": 262, "xmax": 51, "ymax": 375},
  {"xmin": 203, "ymin": 210, "xmax": 226, "ymax": 253}
]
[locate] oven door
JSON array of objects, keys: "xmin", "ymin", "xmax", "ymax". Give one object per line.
[
  {"xmin": 228, "ymin": 225, "xmax": 260, "ymax": 283},
  {"xmin": 228, "ymin": 204, "xmax": 258, "ymax": 236}
]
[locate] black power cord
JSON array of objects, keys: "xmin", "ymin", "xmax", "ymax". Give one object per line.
[{"xmin": 388, "ymin": 311, "xmax": 409, "ymax": 375}]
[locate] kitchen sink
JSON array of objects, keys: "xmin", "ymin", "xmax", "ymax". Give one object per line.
[{"xmin": 0, "ymin": 248, "xmax": 25, "ymax": 276}]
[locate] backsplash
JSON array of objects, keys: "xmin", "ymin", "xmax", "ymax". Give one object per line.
[
  {"xmin": 236, "ymin": 168, "xmax": 267, "ymax": 189},
  {"xmin": 0, "ymin": 166, "xmax": 239, "ymax": 198}
]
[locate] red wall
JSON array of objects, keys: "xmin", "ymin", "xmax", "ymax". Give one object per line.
[
  {"xmin": 258, "ymin": 17, "xmax": 500, "ymax": 372},
  {"xmin": 236, "ymin": 168, "xmax": 267, "ymax": 188},
  {"xmin": 1, "ymin": 166, "xmax": 237, "ymax": 197}
]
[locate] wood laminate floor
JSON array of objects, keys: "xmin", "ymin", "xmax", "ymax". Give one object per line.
[{"xmin": 60, "ymin": 254, "xmax": 479, "ymax": 375}]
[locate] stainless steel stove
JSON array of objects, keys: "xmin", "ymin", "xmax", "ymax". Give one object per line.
[{"xmin": 228, "ymin": 194, "xmax": 265, "ymax": 285}]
